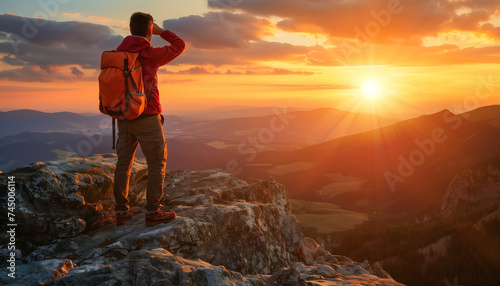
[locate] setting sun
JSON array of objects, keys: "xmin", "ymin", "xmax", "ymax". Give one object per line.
[{"xmin": 362, "ymin": 80, "xmax": 379, "ymax": 98}]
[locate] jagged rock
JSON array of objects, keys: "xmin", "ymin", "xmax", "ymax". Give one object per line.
[
  {"xmin": 267, "ymin": 265, "xmax": 307, "ymax": 286},
  {"xmin": 48, "ymin": 248, "xmax": 263, "ymax": 286},
  {"xmin": 299, "ymin": 237, "xmax": 334, "ymax": 265},
  {"xmin": 0, "ymin": 154, "xmax": 146, "ymax": 241},
  {"xmin": 441, "ymin": 164, "xmax": 500, "ymax": 216},
  {"xmin": 0, "ymin": 155, "xmax": 404, "ymax": 285},
  {"xmin": 268, "ymin": 261, "xmax": 404, "ymax": 286},
  {"xmin": 372, "ymin": 261, "xmax": 394, "ymax": 279},
  {"xmin": 311, "ymin": 264, "xmax": 337, "ymax": 278},
  {"xmin": 0, "ymin": 259, "xmax": 74, "ymax": 285}
]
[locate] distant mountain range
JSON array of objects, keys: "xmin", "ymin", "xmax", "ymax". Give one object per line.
[
  {"xmin": 460, "ymin": 104, "xmax": 500, "ymax": 127},
  {"xmin": 179, "ymin": 107, "xmax": 398, "ymax": 145},
  {"xmin": 0, "ymin": 131, "xmax": 234, "ymax": 172},
  {"xmin": 0, "ymin": 109, "xmax": 108, "ymax": 137},
  {"xmin": 2, "ymin": 106, "xmax": 499, "ymax": 213},
  {"xmin": 175, "ymin": 105, "xmax": 310, "ymax": 120},
  {"xmin": 0, "ymin": 107, "xmax": 398, "ymax": 171},
  {"xmin": 0, "ymin": 109, "xmax": 186, "ymax": 137}
]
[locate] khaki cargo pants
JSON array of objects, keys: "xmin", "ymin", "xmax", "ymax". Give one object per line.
[{"xmin": 113, "ymin": 114, "xmax": 167, "ymax": 212}]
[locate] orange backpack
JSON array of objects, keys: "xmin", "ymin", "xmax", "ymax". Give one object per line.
[
  {"xmin": 98, "ymin": 50, "xmax": 148, "ymax": 149},
  {"xmin": 98, "ymin": 50, "xmax": 147, "ymax": 121}
]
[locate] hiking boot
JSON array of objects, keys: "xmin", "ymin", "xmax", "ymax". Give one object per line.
[
  {"xmin": 145, "ymin": 209, "xmax": 177, "ymax": 226},
  {"xmin": 116, "ymin": 211, "xmax": 133, "ymax": 226}
]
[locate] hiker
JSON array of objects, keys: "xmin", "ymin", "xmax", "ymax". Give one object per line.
[{"xmin": 113, "ymin": 12, "xmax": 185, "ymax": 226}]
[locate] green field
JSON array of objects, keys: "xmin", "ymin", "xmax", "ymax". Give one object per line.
[
  {"xmin": 205, "ymin": 141, "xmax": 236, "ymax": 149},
  {"xmin": 316, "ymin": 173, "xmax": 366, "ymax": 199},
  {"xmin": 290, "ymin": 199, "xmax": 369, "ymax": 233},
  {"xmin": 267, "ymin": 161, "xmax": 314, "ymax": 176}
]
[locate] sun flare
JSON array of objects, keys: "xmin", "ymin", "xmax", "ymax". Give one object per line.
[{"xmin": 362, "ymin": 80, "xmax": 379, "ymax": 98}]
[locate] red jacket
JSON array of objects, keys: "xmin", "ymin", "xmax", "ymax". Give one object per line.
[{"xmin": 116, "ymin": 30, "xmax": 185, "ymax": 114}]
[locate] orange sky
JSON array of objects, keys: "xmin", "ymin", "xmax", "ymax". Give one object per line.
[{"xmin": 1, "ymin": 0, "xmax": 499, "ymax": 118}]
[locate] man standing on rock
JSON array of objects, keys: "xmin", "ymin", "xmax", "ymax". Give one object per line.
[{"xmin": 114, "ymin": 12, "xmax": 185, "ymax": 226}]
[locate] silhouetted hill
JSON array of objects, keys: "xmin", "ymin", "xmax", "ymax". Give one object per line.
[
  {"xmin": 0, "ymin": 109, "xmax": 188, "ymax": 138},
  {"xmin": 0, "ymin": 131, "xmax": 234, "ymax": 172},
  {"xmin": 178, "ymin": 105, "xmax": 309, "ymax": 120},
  {"xmin": 0, "ymin": 109, "xmax": 107, "ymax": 137},
  {"xmin": 180, "ymin": 107, "xmax": 398, "ymax": 145},
  {"xmin": 0, "ymin": 141, "xmax": 57, "ymax": 171},
  {"xmin": 0, "ymin": 108, "xmax": 400, "ymax": 172},
  {"xmin": 241, "ymin": 109, "xmax": 500, "ymax": 213},
  {"xmin": 1, "ymin": 108, "xmax": 394, "ymax": 147},
  {"xmin": 460, "ymin": 104, "xmax": 500, "ymax": 127}
]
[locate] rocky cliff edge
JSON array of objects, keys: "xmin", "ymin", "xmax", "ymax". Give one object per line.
[{"xmin": 0, "ymin": 155, "xmax": 404, "ymax": 285}]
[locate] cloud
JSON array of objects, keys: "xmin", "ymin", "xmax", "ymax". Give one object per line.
[
  {"xmin": 481, "ymin": 22, "xmax": 500, "ymax": 38},
  {"xmin": 207, "ymin": 0, "xmax": 500, "ymax": 43},
  {"xmin": 226, "ymin": 68, "xmax": 315, "ymax": 75},
  {"xmin": 0, "ymin": 85, "xmax": 76, "ymax": 93},
  {"xmin": 162, "ymin": 66, "xmax": 315, "ymax": 75},
  {"xmin": 0, "ymin": 66, "xmax": 73, "ymax": 82},
  {"xmin": 175, "ymin": 40, "xmax": 320, "ymax": 66},
  {"xmin": 163, "ymin": 11, "xmax": 274, "ymax": 50},
  {"xmin": 89, "ymin": 16, "xmax": 114, "ymax": 23},
  {"xmin": 452, "ymin": 9, "xmax": 491, "ymax": 30},
  {"xmin": 161, "ymin": 11, "xmax": 322, "ymax": 66},
  {"xmin": 225, "ymin": 68, "xmax": 316, "ymax": 76},
  {"xmin": 417, "ymin": 44, "xmax": 500, "ymax": 65},
  {"xmin": 0, "ymin": 12, "xmax": 318, "ymax": 82},
  {"xmin": 70, "ymin": 66, "xmax": 84, "ymax": 79},
  {"xmin": 237, "ymin": 83, "xmax": 357, "ymax": 91},
  {"xmin": 156, "ymin": 12, "xmax": 322, "ymax": 68},
  {"xmin": 0, "ymin": 13, "xmax": 122, "ymax": 81},
  {"xmin": 160, "ymin": 11, "xmax": 325, "ymax": 67},
  {"xmin": 162, "ymin": 66, "xmax": 212, "ymax": 74},
  {"xmin": 3, "ymin": 0, "xmax": 498, "ymax": 84},
  {"xmin": 62, "ymin": 12, "xmax": 81, "ymax": 18},
  {"xmin": 207, "ymin": 0, "xmax": 447, "ymax": 40},
  {"xmin": 308, "ymin": 42, "xmax": 500, "ymax": 67},
  {"xmin": 0, "ymin": 13, "xmax": 119, "ymax": 47},
  {"xmin": 268, "ymin": 68, "xmax": 315, "ymax": 76}
]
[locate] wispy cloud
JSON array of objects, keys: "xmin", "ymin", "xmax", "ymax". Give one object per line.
[
  {"xmin": 70, "ymin": 66, "xmax": 84, "ymax": 79},
  {"xmin": 62, "ymin": 12, "xmax": 81, "ymax": 18},
  {"xmin": 161, "ymin": 66, "xmax": 316, "ymax": 75},
  {"xmin": 89, "ymin": 16, "xmax": 114, "ymax": 23}
]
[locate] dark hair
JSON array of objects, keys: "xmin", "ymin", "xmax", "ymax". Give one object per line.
[{"xmin": 130, "ymin": 12, "xmax": 153, "ymax": 37}]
